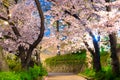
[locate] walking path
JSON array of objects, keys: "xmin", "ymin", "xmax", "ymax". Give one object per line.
[{"xmin": 45, "ymin": 73, "xmax": 87, "ymax": 80}]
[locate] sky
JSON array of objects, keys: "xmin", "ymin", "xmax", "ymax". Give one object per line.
[
  {"xmin": 39, "ymin": 0, "xmax": 52, "ymax": 37},
  {"xmin": 25, "ymin": 0, "xmax": 66, "ymax": 39},
  {"xmin": 25, "ymin": 0, "xmax": 52, "ymax": 37},
  {"xmin": 39, "ymin": 0, "xmax": 66, "ymax": 38}
]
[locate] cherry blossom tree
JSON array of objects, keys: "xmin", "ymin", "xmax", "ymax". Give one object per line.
[
  {"xmin": 46, "ymin": 0, "xmax": 120, "ymax": 73},
  {"xmin": 105, "ymin": 0, "xmax": 120, "ymax": 75},
  {"xmin": 0, "ymin": 0, "xmax": 45, "ymax": 69}
]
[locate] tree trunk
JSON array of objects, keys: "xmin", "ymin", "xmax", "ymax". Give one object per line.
[
  {"xmin": 84, "ymin": 31, "xmax": 101, "ymax": 72},
  {"xmin": 22, "ymin": 0, "xmax": 45, "ymax": 69},
  {"xmin": 56, "ymin": 20, "xmax": 61, "ymax": 56},
  {"xmin": 17, "ymin": 45, "xmax": 26, "ymax": 68},
  {"xmin": 92, "ymin": 36, "xmax": 101, "ymax": 72},
  {"xmin": 22, "ymin": 48, "xmax": 33, "ymax": 69},
  {"xmin": 109, "ymin": 33, "xmax": 120, "ymax": 75},
  {"xmin": 83, "ymin": 35, "xmax": 101, "ymax": 72},
  {"xmin": 36, "ymin": 52, "xmax": 41, "ymax": 65},
  {"xmin": 56, "ymin": 20, "xmax": 59, "ymax": 32},
  {"xmin": 105, "ymin": 0, "xmax": 120, "ymax": 75},
  {"xmin": 0, "ymin": 46, "xmax": 9, "ymax": 71},
  {"xmin": 89, "ymin": 31, "xmax": 101, "ymax": 72}
]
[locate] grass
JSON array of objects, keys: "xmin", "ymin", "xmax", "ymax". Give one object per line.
[
  {"xmin": 80, "ymin": 51, "xmax": 120, "ymax": 80},
  {"xmin": 0, "ymin": 47, "xmax": 48, "ymax": 80},
  {"xmin": 44, "ymin": 49, "xmax": 87, "ymax": 72},
  {"xmin": 0, "ymin": 65, "xmax": 48, "ymax": 80},
  {"xmin": 80, "ymin": 66, "xmax": 120, "ymax": 80}
]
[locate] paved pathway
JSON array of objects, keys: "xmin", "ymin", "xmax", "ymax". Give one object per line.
[{"xmin": 45, "ymin": 73, "xmax": 87, "ymax": 80}]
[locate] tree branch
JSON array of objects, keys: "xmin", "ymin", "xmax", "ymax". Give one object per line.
[
  {"xmin": 0, "ymin": 16, "xmax": 21, "ymax": 38},
  {"xmin": 83, "ymin": 41, "xmax": 94, "ymax": 55},
  {"xmin": 24, "ymin": 0, "xmax": 45, "ymax": 68},
  {"xmin": 9, "ymin": 22, "xmax": 21, "ymax": 38},
  {"xmin": 0, "ymin": 16, "xmax": 8, "ymax": 21},
  {"xmin": 3, "ymin": 35, "xmax": 16, "ymax": 41},
  {"xmin": 64, "ymin": 10, "xmax": 86, "ymax": 26},
  {"xmin": 31, "ymin": 0, "xmax": 45, "ymax": 49}
]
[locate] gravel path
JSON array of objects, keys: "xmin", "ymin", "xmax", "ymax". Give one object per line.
[{"xmin": 45, "ymin": 73, "xmax": 87, "ymax": 80}]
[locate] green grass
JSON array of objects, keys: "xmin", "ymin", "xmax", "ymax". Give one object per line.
[
  {"xmin": 80, "ymin": 65, "xmax": 120, "ymax": 80},
  {"xmin": 45, "ymin": 50, "xmax": 86, "ymax": 65},
  {"xmin": 44, "ymin": 50, "xmax": 86, "ymax": 72},
  {"xmin": 0, "ymin": 65, "xmax": 48, "ymax": 80},
  {"xmin": 80, "ymin": 51, "xmax": 120, "ymax": 80}
]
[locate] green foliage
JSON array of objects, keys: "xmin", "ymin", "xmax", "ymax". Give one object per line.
[
  {"xmin": 0, "ymin": 72, "xmax": 21, "ymax": 80},
  {"xmin": 80, "ymin": 50, "xmax": 120, "ymax": 80},
  {"xmin": 5, "ymin": 53, "xmax": 21, "ymax": 71},
  {"xmin": 95, "ymin": 66, "xmax": 113, "ymax": 80},
  {"xmin": 81, "ymin": 64, "xmax": 120, "ymax": 80},
  {"xmin": 28, "ymin": 65, "xmax": 48, "ymax": 79},
  {"xmin": 45, "ymin": 50, "xmax": 86, "ymax": 66},
  {"xmin": 82, "ymin": 66, "xmax": 116, "ymax": 80},
  {"xmin": 81, "ymin": 50, "xmax": 112, "ymax": 79},
  {"xmin": 45, "ymin": 50, "xmax": 86, "ymax": 72},
  {"xmin": 0, "ymin": 65, "xmax": 48, "ymax": 80},
  {"xmin": 81, "ymin": 68, "xmax": 95, "ymax": 78},
  {"xmin": 95, "ymin": 66, "xmax": 120, "ymax": 80},
  {"xmin": 100, "ymin": 51, "xmax": 111, "ymax": 67},
  {"xmin": 20, "ymin": 65, "xmax": 47, "ymax": 80}
]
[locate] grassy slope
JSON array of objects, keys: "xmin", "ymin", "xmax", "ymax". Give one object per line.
[{"xmin": 44, "ymin": 50, "xmax": 86, "ymax": 73}]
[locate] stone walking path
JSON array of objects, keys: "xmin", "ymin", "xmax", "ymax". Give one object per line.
[{"xmin": 45, "ymin": 73, "xmax": 87, "ymax": 80}]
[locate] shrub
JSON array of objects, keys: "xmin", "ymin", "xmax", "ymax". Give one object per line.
[
  {"xmin": 80, "ymin": 50, "xmax": 120, "ymax": 80},
  {"xmin": 0, "ymin": 65, "xmax": 48, "ymax": 80},
  {"xmin": 5, "ymin": 53, "xmax": 22, "ymax": 71},
  {"xmin": 0, "ymin": 72, "xmax": 20, "ymax": 80},
  {"xmin": 82, "ymin": 68, "xmax": 95, "ymax": 77},
  {"xmin": 28, "ymin": 65, "xmax": 48, "ymax": 79},
  {"xmin": 81, "ymin": 66, "xmax": 120, "ymax": 80}
]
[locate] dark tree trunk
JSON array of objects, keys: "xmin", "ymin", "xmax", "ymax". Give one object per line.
[
  {"xmin": 56, "ymin": 20, "xmax": 59, "ymax": 32},
  {"xmin": 105, "ymin": 0, "xmax": 120, "ymax": 75},
  {"xmin": 36, "ymin": 46, "xmax": 42, "ymax": 66},
  {"xmin": 56, "ymin": 20, "xmax": 61, "ymax": 56},
  {"xmin": 17, "ymin": 45, "xmax": 26, "ymax": 68},
  {"xmin": 109, "ymin": 33, "xmax": 120, "ymax": 75},
  {"xmin": 84, "ymin": 31, "xmax": 101, "ymax": 72},
  {"xmin": 89, "ymin": 31, "xmax": 101, "ymax": 72},
  {"xmin": 92, "ymin": 34, "xmax": 101, "ymax": 72},
  {"xmin": 36, "ymin": 51, "xmax": 41, "ymax": 65},
  {"xmin": 83, "ymin": 40, "xmax": 101, "ymax": 72},
  {"xmin": 22, "ymin": 0, "xmax": 45, "ymax": 69}
]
